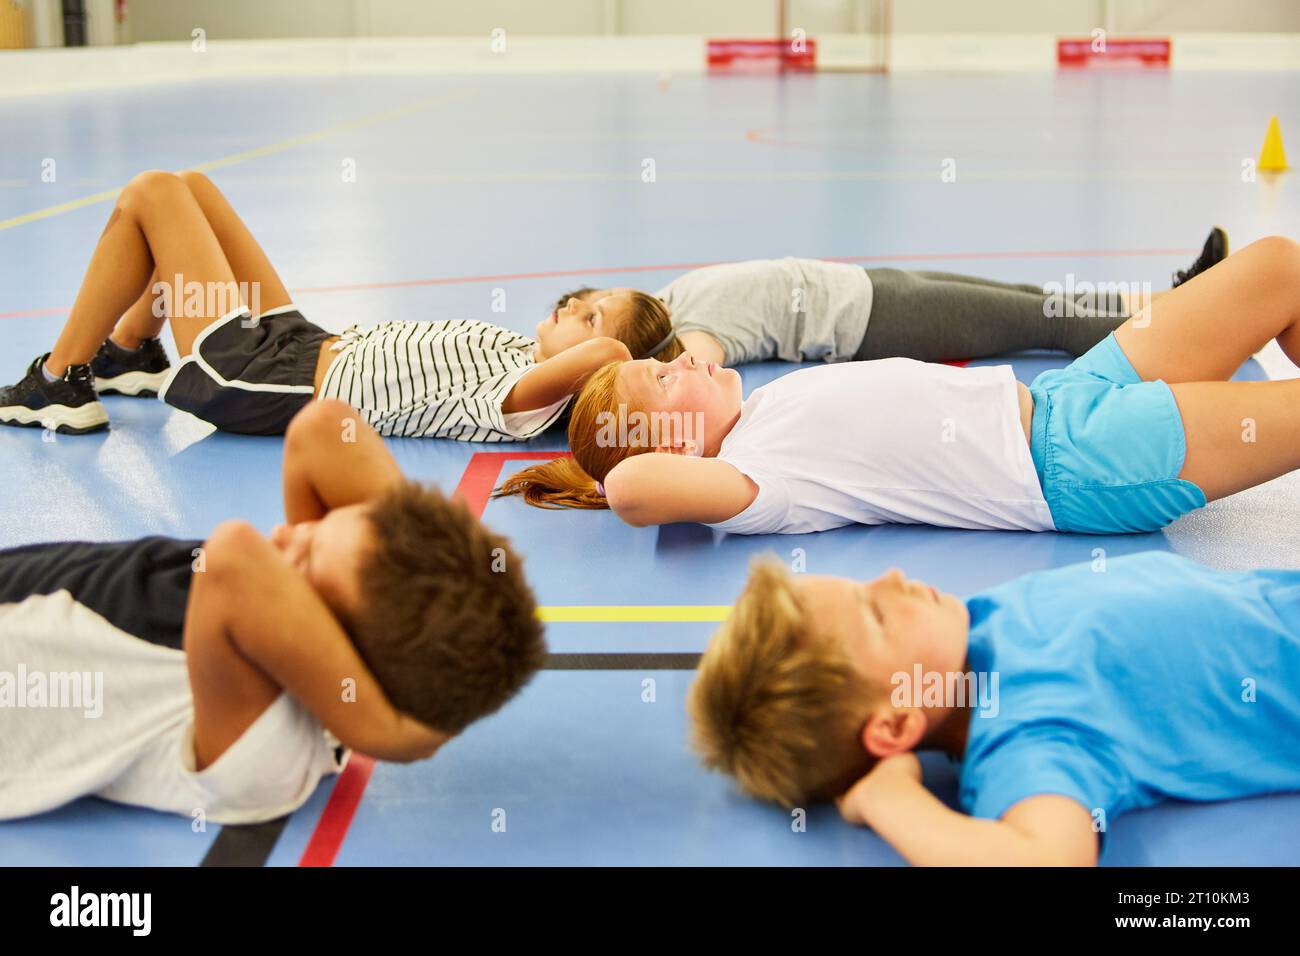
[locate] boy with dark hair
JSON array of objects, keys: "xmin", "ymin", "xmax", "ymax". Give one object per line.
[{"xmin": 0, "ymin": 399, "xmax": 546, "ymax": 822}]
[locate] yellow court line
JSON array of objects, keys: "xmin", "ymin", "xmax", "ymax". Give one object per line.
[
  {"xmin": 538, "ymin": 606, "xmax": 731, "ymax": 623},
  {"xmin": 0, "ymin": 90, "xmax": 470, "ymax": 233}
]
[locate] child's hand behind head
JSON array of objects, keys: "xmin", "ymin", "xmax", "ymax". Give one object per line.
[
  {"xmin": 267, "ymin": 507, "xmax": 372, "ymax": 628},
  {"xmin": 836, "ymin": 752, "xmax": 924, "ymax": 826}
]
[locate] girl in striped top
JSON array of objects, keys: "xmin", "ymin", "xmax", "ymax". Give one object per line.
[
  {"xmin": 315, "ymin": 290, "xmax": 682, "ymax": 442},
  {"xmin": 0, "ymin": 169, "xmax": 682, "ymax": 440}
]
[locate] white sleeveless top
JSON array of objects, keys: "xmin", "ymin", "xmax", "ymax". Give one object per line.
[
  {"xmin": 707, "ymin": 359, "xmax": 1054, "ymax": 535},
  {"xmin": 318, "ymin": 320, "xmax": 569, "ymax": 441}
]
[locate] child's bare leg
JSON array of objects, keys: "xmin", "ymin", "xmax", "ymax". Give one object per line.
[
  {"xmin": 1115, "ymin": 237, "xmax": 1300, "ymax": 384},
  {"xmin": 1118, "ymin": 288, "xmax": 1171, "ymax": 315},
  {"xmin": 110, "ymin": 267, "xmax": 165, "ymax": 349},
  {"xmin": 175, "ymin": 170, "xmax": 291, "ymax": 314},
  {"xmin": 47, "ymin": 197, "xmax": 156, "ymax": 375},
  {"xmin": 110, "ymin": 171, "xmax": 291, "ymax": 349},
  {"xmin": 48, "ymin": 170, "xmax": 238, "ymax": 374},
  {"xmin": 1172, "ymin": 379, "xmax": 1300, "ymax": 500}
]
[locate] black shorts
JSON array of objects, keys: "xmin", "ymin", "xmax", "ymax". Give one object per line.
[{"xmin": 158, "ymin": 305, "xmax": 331, "ymax": 436}]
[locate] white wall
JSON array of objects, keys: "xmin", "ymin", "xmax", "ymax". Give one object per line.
[
  {"xmin": 363, "ymin": 0, "xmax": 613, "ymax": 35},
  {"xmin": 1113, "ymin": 0, "xmax": 1300, "ymax": 33},
  {"xmin": 22, "ymin": 0, "xmax": 64, "ymax": 47},
  {"xmin": 23, "ymin": 0, "xmax": 1294, "ymax": 47},
  {"xmin": 890, "ymin": 0, "xmax": 1100, "ymax": 33},
  {"xmin": 889, "ymin": 0, "xmax": 1300, "ymax": 34},
  {"xmin": 113, "ymin": 0, "xmax": 1300, "ymax": 42},
  {"xmin": 124, "ymin": 0, "xmax": 356, "ymax": 41}
]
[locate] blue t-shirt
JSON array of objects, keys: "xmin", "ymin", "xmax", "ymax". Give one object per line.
[{"xmin": 959, "ymin": 552, "xmax": 1300, "ymax": 827}]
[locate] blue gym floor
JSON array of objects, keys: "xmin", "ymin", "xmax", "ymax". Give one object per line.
[{"xmin": 2, "ymin": 68, "xmax": 1299, "ymax": 866}]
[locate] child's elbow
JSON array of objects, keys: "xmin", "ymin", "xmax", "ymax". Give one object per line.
[
  {"xmin": 203, "ymin": 521, "xmax": 264, "ymax": 575},
  {"xmin": 286, "ymin": 398, "xmax": 355, "ymax": 450},
  {"xmin": 388, "ymin": 740, "xmax": 445, "ymax": 764},
  {"xmin": 1028, "ymin": 839, "xmax": 1098, "ymax": 867},
  {"xmin": 603, "ymin": 467, "xmax": 650, "ymax": 526},
  {"xmin": 596, "ymin": 336, "xmax": 633, "ymax": 364},
  {"xmin": 1058, "ymin": 845, "xmax": 1099, "ymax": 867}
]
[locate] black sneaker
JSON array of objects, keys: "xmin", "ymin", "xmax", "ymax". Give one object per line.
[
  {"xmin": 91, "ymin": 336, "xmax": 171, "ymax": 396},
  {"xmin": 0, "ymin": 355, "xmax": 109, "ymax": 434},
  {"xmin": 1172, "ymin": 227, "xmax": 1229, "ymax": 288}
]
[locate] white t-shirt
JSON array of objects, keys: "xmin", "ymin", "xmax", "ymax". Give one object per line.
[
  {"xmin": 0, "ymin": 538, "xmax": 344, "ymax": 824},
  {"xmin": 707, "ymin": 359, "xmax": 1054, "ymax": 535}
]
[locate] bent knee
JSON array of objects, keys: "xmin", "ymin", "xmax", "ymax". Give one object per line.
[
  {"xmin": 119, "ymin": 169, "xmax": 186, "ymax": 216},
  {"xmin": 1244, "ymin": 235, "xmax": 1300, "ymax": 278},
  {"xmin": 176, "ymin": 169, "xmax": 212, "ymax": 192}
]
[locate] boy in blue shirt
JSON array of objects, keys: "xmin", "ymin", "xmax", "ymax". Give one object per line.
[{"xmin": 688, "ymin": 552, "xmax": 1300, "ymax": 865}]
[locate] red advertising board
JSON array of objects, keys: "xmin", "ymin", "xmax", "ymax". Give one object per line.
[
  {"xmin": 708, "ymin": 38, "xmax": 817, "ymax": 72},
  {"xmin": 1058, "ymin": 37, "xmax": 1171, "ymax": 68}
]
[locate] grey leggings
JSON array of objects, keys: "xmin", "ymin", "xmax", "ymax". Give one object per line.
[{"xmin": 856, "ymin": 269, "xmax": 1129, "ymax": 362}]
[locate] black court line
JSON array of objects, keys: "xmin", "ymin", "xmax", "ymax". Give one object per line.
[
  {"xmin": 544, "ymin": 652, "xmax": 701, "ymax": 670},
  {"xmin": 197, "ymin": 652, "xmax": 699, "ymax": 866},
  {"xmin": 200, "ymin": 816, "xmax": 291, "ymax": 867}
]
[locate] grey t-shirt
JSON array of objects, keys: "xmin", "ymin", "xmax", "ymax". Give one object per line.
[{"xmin": 656, "ymin": 258, "xmax": 873, "ymax": 365}]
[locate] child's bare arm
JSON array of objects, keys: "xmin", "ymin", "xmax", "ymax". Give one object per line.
[
  {"xmin": 501, "ymin": 337, "xmax": 632, "ymax": 414},
  {"xmin": 282, "ymin": 399, "xmax": 404, "ymax": 523},
  {"xmin": 186, "ymin": 521, "xmax": 446, "ymax": 767},
  {"xmin": 604, "ymin": 454, "xmax": 758, "ymax": 527},
  {"xmin": 677, "ymin": 330, "xmax": 726, "ymax": 366},
  {"xmin": 837, "ymin": 754, "xmax": 1099, "ymax": 866}
]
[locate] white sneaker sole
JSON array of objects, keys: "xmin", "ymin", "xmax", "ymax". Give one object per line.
[
  {"xmin": 95, "ymin": 369, "xmax": 170, "ymax": 397},
  {"xmin": 0, "ymin": 401, "xmax": 109, "ymax": 434}
]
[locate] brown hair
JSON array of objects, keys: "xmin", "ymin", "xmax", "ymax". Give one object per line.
[
  {"xmin": 554, "ymin": 286, "xmax": 685, "ymax": 362},
  {"xmin": 688, "ymin": 558, "xmax": 880, "ymax": 807},
  {"xmin": 493, "ymin": 360, "xmax": 654, "ymax": 509},
  {"xmin": 351, "ymin": 480, "xmax": 546, "ymax": 734},
  {"xmin": 495, "ymin": 290, "xmax": 687, "ymax": 508}
]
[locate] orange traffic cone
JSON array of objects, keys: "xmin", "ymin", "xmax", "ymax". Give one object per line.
[{"xmin": 1259, "ymin": 116, "xmax": 1289, "ymax": 171}]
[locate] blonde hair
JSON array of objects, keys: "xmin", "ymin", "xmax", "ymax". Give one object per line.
[{"xmin": 687, "ymin": 558, "xmax": 880, "ymax": 807}]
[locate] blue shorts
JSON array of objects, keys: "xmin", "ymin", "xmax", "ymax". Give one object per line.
[{"xmin": 1028, "ymin": 334, "xmax": 1206, "ymax": 534}]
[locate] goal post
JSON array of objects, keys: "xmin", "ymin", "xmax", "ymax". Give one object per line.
[{"xmin": 779, "ymin": 0, "xmax": 892, "ymax": 73}]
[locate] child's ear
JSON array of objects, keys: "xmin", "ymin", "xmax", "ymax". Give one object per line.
[{"xmin": 860, "ymin": 707, "xmax": 929, "ymax": 758}]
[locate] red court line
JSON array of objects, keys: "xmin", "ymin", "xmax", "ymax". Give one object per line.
[
  {"xmin": 0, "ymin": 247, "xmax": 1195, "ymax": 319},
  {"xmin": 295, "ymin": 450, "xmax": 569, "ymax": 867},
  {"xmin": 453, "ymin": 450, "xmax": 572, "ymax": 518},
  {"xmin": 272, "ymin": 248, "xmax": 1201, "ymax": 296},
  {"xmin": 297, "ymin": 753, "xmax": 375, "ymax": 868}
]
